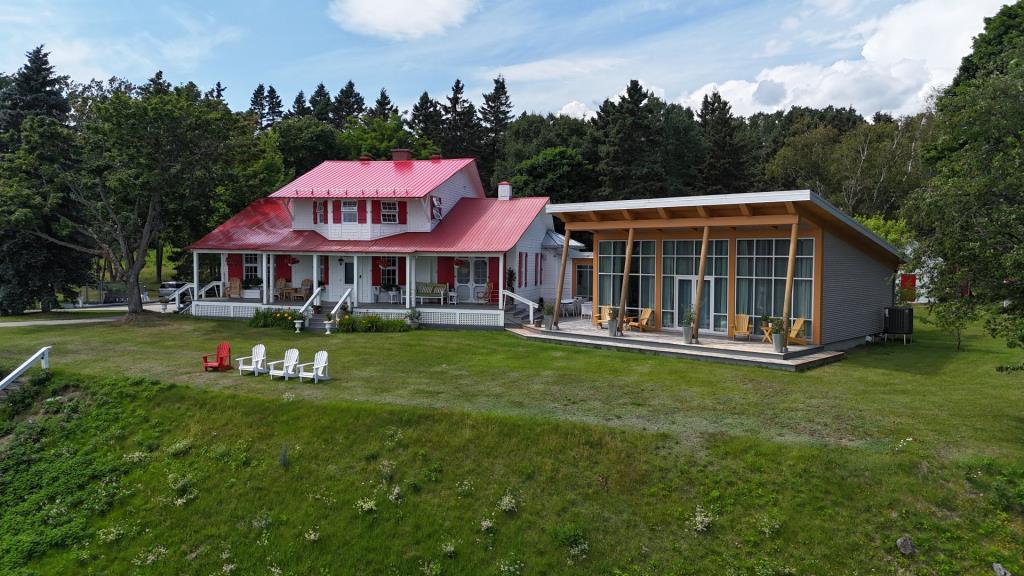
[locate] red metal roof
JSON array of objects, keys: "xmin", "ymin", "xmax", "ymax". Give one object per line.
[
  {"xmin": 268, "ymin": 158, "xmax": 484, "ymax": 199},
  {"xmin": 188, "ymin": 196, "xmax": 549, "ymax": 254}
]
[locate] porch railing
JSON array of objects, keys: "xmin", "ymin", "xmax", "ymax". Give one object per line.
[
  {"xmin": 299, "ymin": 285, "xmax": 325, "ymax": 326},
  {"xmin": 330, "ymin": 288, "xmax": 353, "ymax": 320},
  {"xmin": 0, "ymin": 346, "xmax": 51, "ymax": 392},
  {"xmin": 502, "ymin": 290, "xmax": 539, "ymax": 325},
  {"xmin": 196, "ymin": 280, "xmax": 222, "ymax": 300},
  {"xmin": 166, "ymin": 283, "xmax": 195, "ymax": 312}
]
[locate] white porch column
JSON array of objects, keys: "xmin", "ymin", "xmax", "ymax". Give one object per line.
[
  {"xmin": 268, "ymin": 254, "xmax": 275, "ymax": 303},
  {"xmin": 498, "ymin": 253, "xmax": 505, "ymax": 310},
  {"xmin": 220, "ymin": 253, "xmax": 227, "ymax": 284},
  {"xmin": 405, "ymin": 255, "xmax": 413, "ymax": 309},
  {"xmin": 313, "ymin": 253, "xmax": 320, "ymax": 305},
  {"xmin": 260, "ymin": 253, "xmax": 268, "ymax": 304},
  {"xmin": 192, "ymin": 251, "xmax": 199, "ymax": 301},
  {"xmin": 352, "ymin": 256, "xmax": 359, "ymax": 307}
]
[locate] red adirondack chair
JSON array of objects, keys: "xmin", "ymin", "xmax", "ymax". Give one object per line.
[{"xmin": 202, "ymin": 341, "xmax": 231, "ymax": 372}]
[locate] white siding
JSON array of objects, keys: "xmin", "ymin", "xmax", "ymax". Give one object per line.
[
  {"xmin": 426, "ymin": 168, "xmax": 482, "ymax": 231},
  {"xmin": 821, "ymin": 230, "xmax": 896, "ymax": 345},
  {"xmin": 539, "ymin": 246, "xmax": 585, "ymax": 302},
  {"xmin": 507, "ymin": 213, "xmax": 554, "ymax": 305}
]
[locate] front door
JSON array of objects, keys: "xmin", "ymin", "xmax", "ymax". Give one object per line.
[
  {"xmin": 455, "ymin": 258, "xmax": 488, "ymax": 302},
  {"xmin": 675, "ymin": 277, "xmax": 712, "ymax": 330}
]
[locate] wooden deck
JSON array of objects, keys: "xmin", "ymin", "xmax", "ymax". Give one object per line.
[{"xmin": 508, "ymin": 318, "xmax": 843, "ymax": 371}]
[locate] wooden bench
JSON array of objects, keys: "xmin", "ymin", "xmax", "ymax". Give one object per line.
[{"xmin": 415, "ymin": 282, "xmax": 447, "ymax": 305}]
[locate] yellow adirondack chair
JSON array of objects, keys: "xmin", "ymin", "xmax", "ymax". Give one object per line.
[
  {"xmin": 788, "ymin": 318, "xmax": 808, "ymax": 345},
  {"xmin": 625, "ymin": 308, "xmax": 653, "ymax": 332},
  {"xmin": 732, "ymin": 314, "xmax": 752, "ymax": 341},
  {"xmin": 595, "ymin": 306, "xmax": 612, "ymax": 327},
  {"xmin": 227, "ymin": 277, "xmax": 242, "ymax": 299}
]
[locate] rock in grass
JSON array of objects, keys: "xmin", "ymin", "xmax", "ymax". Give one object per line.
[
  {"xmin": 896, "ymin": 534, "xmax": 915, "ymax": 556},
  {"xmin": 992, "ymin": 563, "xmax": 1012, "ymax": 576}
]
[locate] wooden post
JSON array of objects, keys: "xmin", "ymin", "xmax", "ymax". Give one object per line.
[
  {"xmin": 781, "ymin": 221, "xmax": 800, "ymax": 348},
  {"xmin": 616, "ymin": 228, "xmax": 635, "ymax": 334},
  {"xmin": 552, "ymin": 230, "xmax": 572, "ymax": 328},
  {"xmin": 692, "ymin": 226, "xmax": 711, "ymax": 343}
]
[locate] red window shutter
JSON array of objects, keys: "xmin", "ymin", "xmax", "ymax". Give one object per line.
[
  {"xmin": 321, "ymin": 256, "xmax": 329, "ymax": 284},
  {"xmin": 332, "ymin": 200, "xmax": 341, "ymax": 224},
  {"xmin": 437, "ymin": 257, "xmax": 454, "ymax": 287},
  {"xmin": 312, "ymin": 201, "xmax": 318, "ymax": 224},
  {"xmin": 371, "ymin": 256, "xmax": 381, "ymax": 286},
  {"xmin": 397, "ymin": 257, "xmax": 406, "ymax": 285},
  {"xmin": 357, "ymin": 200, "xmax": 367, "ymax": 224},
  {"xmin": 227, "ymin": 254, "xmax": 243, "ymax": 280},
  {"xmin": 488, "ymin": 257, "xmax": 499, "ymax": 302},
  {"xmin": 371, "ymin": 200, "xmax": 381, "ymax": 224},
  {"xmin": 398, "ymin": 201, "xmax": 407, "ymax": 225},
  {"xmin": 274, "ymin": 255, "xmax": 292, "ymax": 282}
]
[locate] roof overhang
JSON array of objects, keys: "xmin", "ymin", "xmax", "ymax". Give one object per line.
[{"xmin": 546, "ymin": 190, "xmax": 902, "ymax": 265}]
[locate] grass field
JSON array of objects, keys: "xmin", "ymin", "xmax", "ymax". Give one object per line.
[
  {"xmin": 0, "ymin": 314, "xmax": 1021, "ymax": 574},
  {"xmin": 0, "ymin": 309, "xmax": 125, "ymax": 323}
]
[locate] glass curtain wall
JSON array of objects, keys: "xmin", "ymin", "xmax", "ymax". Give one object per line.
[
  {"xmin": 661, "ymin": 240, "xmax": 729, "ymax": 331},
  {"xmin": 735, "ymin": 238, "xmax": 814, "ymax": 337},
  {"xmin": 597, "ymin": 240, "xmax": 655, "ymax": 317}
]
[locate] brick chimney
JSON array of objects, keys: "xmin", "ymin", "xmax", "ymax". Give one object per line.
[
  {"xmin": 497, "ymin": 181, "xmax": 512, "ymax": 201},
  {"xmin": 430, "ymin": 153, "xmax": 442, "ymax": 162},
  {"xmin": 391, "ymin": 148, "xmax": 413, "ymax": 161}
]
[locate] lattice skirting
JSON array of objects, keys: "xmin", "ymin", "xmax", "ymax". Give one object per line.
[
  {"xmin": 356, "ymin": 308, "xmax": 504, "ymax": 327},
  {"xmin": 191, "ymin": 302, "xmax": 262, "ymax": 319}
]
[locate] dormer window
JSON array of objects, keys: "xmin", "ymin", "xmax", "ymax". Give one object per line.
[
  {"xmin": 342, "ymin": 200, "xmax": 358, "ymax": 223},
  {"xmin": 313, "ymin": 200, "xmax": 328, "ymax": 224},
  {"xmin": 381, "ymin": 201, "xmax": 399, "ymax": 224}
]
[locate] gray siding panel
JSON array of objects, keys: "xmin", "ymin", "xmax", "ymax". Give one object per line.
[{"xmin": 821, "ymin": 231, "xmax": 894, "ymax": 344}]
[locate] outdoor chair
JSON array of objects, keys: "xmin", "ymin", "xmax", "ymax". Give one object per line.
[
  {"xmin": 580, "ymin": 301, "xmax": 593, "ymax": 321},
  {"xmin": 475, "ymin": 282, "xmax": 493, "ymax": 302},
  {"xmin": 202, "ymin": 341, "xmax": 231, "ymax": 372},
  {"xmin": 297, "ymin": 350, "xmax": 329, "ymax": 383},
  {"xmin": 237, "ymin": 344, "xmax": 267, "ymax": 376},
  {"xmin": 732, "ymin": 314, "xmax": 752, "ymax": 341},
  {"xmin": 625, "ymin": 308, "xmax": 654, "ymax": 332},
  {"xmin": 227, "ymin": 277, "xmax": 242, "ymax": 299},
  {"xmin": 788, "ymin": 318, "xmax": 808, "ymax": 345},
  {"xmin": 293, "ymin": 279, "xmax": 313, "ymax": 301},
  {"xmin": 268, "ymin": 348, "xmax": 300, "ymax": 380},
  {"xmin": 596, "ymin": 305, "xmax": 612, "ymax": 328}
]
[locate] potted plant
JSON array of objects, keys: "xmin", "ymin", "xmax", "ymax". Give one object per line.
[
  {"xmin": 242, "ymin": 277, "xmax": 263, "ymax": 300},
  {"xmin": 506, "ymin": 268, "xmax": 516, "ymax": 292},
  {"xmin": 769, "ymin": 317, "xmax": 787, "ymax": 353},
  {"xmin": 542, "ymin": 302, "xmax": 555, "ymax": 330},
  {"xmin": 406, "ymin": 308, "xmax": 421, "ymax": 329},
  {"xmin": 607, "ymin": 307, "xmax": 619, "ymax": 337},
  {"xmin": 681, "ymin": 308, "xmax": 696, "ymax": 342}
]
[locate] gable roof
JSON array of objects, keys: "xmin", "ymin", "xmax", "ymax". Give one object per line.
[
  {"xmin": 541, "ymin": 230, "xmax": 586, "ymax": 250},
  {"xmin": 188, "ymin": 196, "xmax": 549, "ymax": 254},
  {"xmin": 268, "ymin": 158, "xmax": 484, "ymax": 199}
]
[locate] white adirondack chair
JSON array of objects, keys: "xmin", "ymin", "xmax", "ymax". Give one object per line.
[
  {"xmin": 297, "ymin": 351, "xmax": 329, "ymax": 383},
  {"xmin": 236, "ymin": 344, "xmax": 267, "ymax": 376},
  {"xmin": 267, "ymin": 348, "xmax": 299, "ymax": 380}
]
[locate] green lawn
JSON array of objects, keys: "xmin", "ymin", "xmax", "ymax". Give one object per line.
[
  {"xmin": 0, "ymin": 309, "xmax": 125, "ymax": 323},
  {"xmin": 0, "ymin": 315, "xmax": 1021, "ymax": 574}
]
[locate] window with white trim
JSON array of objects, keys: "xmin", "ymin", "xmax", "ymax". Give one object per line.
[
  {"xmin": 342, "ymin": 200, "xmax": 358, "ymax": 223},
  {"xmin": 379, "ymin": 256, "xmax": 397, "ymax": 288},
  {"xmin": 381, "ymin": 201, "xmax": 399, "ymax": 224},
  {"xmin": 314, "ymin": 200, "xmax": 328, "ymax": 224},
  {"xmin": 243, "ymin": 253, "xmax": 259, "ymax": 280}
]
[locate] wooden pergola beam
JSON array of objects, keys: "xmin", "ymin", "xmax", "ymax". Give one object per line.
[
  {"xmin": 738, "ymin": 203, "xmax": 752, "ymax": 216},
  {"xmin": 563, "ymin": 214, "xmax": 798, "ymax": 232},
  {"xmin": 656, "ymin": 207, "xmax": 670, "ymax": 218},
  {"xmin": 696, "ymin": 206, "xmax": 710, "ymax": 218},
  {"xmin": 692, "ymin": 225, "xmax": 710, "ymax": 343},
  {"xmin": 620, "ymin": 209, "xmax": 633, "ymax": 220},
  {"xmin": 552, "ymin": 229, "xmax": 572, "ymax": 328},
  {"xmin": 616, "ymin": 228, "xmax": 636, "ymax": 334}
]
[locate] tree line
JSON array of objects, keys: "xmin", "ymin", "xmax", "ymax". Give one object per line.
[{"xmin": 0, "ymin": 0, "xmax": 1020, "ymax": 354}]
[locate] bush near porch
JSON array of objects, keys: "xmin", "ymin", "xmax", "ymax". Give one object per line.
[
  {"xmin": 0, "ymin": 312, "xmax": 1020, "ymax": 574},
  {"xmin": 248, "ymin": 308, "xmax": 303, "ymax": 329},
  {"xmin": 335, "ymin": 313, "xmax": 409, "ymax": 333}
]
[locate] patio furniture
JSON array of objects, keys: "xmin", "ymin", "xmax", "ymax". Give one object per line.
[
  {"xmin": 297, "ymin": 351, "xmax": 329, "ymax": 383},
  {"xmin": 788, "ymin": 318, "xmax": 809, "ymax": 346},
  {"xmin": 236, "ymin": 344, "xmax": 267, "ymax": 376},
  {"xmin": 202, "ymin": 341, "xmax": 231, "ymax": 372},
  {"xmin": 625, "ymin": 308, "xmax": 654, "ymax": 332},
  {"xmin": 388, "ymin": 290, "xmax": 401, "ymax": 304},
  {"xmin": 227, "ymin": 277, "xmax": 242, "ymax": 299},
  {"xmin": 561, "ymin": 298, "xmax": 576, "ymax": 317},
  {"xmin": 732, "ymin": 314, "xmax": 752, "ymax": 341},
  {"xmin": 447, "ymin": 290, "xmax": 458, "ymax": 305},
  {"xmin": 273, "ymin": 278, "xmax": 287, "ymax": 300},
  {"xmin": 474, "ymin": 282, "xmax": 493, "ymax": 302},
  {"xmin": 415, "ymin": 282, "xmax": 446, "ymax": 305},
  {"xmin": 761, "ymin": 324, "xmax": 773, "ymax": 344},
  {"xmin": 596, "ymin": 305, "xmax": 612, "ymax": 328},
  {"xmin": 268, "ymin": 348, "xmax": 300, "ymax": 380},
  {"xmin": 292, "ymin": 279, "xmax": 313, "ymax": 301},
  {"xmin": 580, "ymin": 301, "xmax": 593, "ymax": 321}
]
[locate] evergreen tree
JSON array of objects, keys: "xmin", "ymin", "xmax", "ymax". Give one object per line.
[
  {"xmin": 367, "ymin": 88, "xmax": 399, "ymax": 120},
  {"xmin": 288, "ymin": 90, "xmax": 311, "ymax": 117},
  {"xmin": 659, "ymin": 101, "xmax": 705, "ymax": 196},
  {"xmin": 440, "ymin": 79, "xmax": 481, "ymax": 161},
  {"xmin": 309, "ymin": 83, "xmax": 332, "ymax": 123},
  {"xmin": 697, "ymin": 91, "xmax": 753, "ymax": 194},
  {"xmin": 331, "ymin": 80, "xmax": 365, "ymax": 128},
  {"xmin": 272, "ymin": 116, "xmax": 346, "ymax": 175},
  {"xmin": 592, "ymin": 80, "xmax": 667, "ymax": 200},
  {"xmin": 249, "ymin": 83, "xmax": 267, "ymax": 128},
  {"xmin": 409, "ymin": 91, "xmax": 443, "ymax": 147},
  {"xmin": 265, "ymin": 85, "xmax": 283, "ymax": 127},
  {"xmin": 479, "ymin": 75, "xmax": 514, "ymax": 185},
  {"xmin": 0, "ymin": 45, "xmax": 70, "ymax": 151},
  {"xmin": 138, "ymin": 70, "xmax": 171, "ymax": 96},
  {"xmin": 203, "ymin": 81, "xmax": 226, "ymax": 101}
]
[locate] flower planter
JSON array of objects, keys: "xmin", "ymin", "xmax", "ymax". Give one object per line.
[
  {"xmin": 682, "ymin": 326, "xmax": 693, "ymax": 343},
  {"xmin": 607, "ymin": 319, "xmax": 619, "ymax": 337},
  {"xmin": 241, "ymin": 288, "xmax": 261, "ymax": 300},
  {"xmin": 773, "ymin": 335, "xmax": 786, "ymax": 353},
  {"xmin": 543, "ymin": 315, "xmax": 554, "ymax": 330},
  {"xmin": 293, "ymin": 319, "xmax": 304, "ymax": 333}
]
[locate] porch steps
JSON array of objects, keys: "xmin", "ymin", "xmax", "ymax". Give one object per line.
[
  {"xmin": 505, "ymin": 326, "xmax": 845, "ymax": 372},
  {"xmin": 503, "ymin": 305, "xmax": 533, "ymax": 328},
  {"xmin": 307, "ymin": 314, "xmax": 329, "ymax": 332}
]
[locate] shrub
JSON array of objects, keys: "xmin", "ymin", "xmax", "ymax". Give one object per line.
[
  {"xmin": 335, "ymin": 314, "xmax": 409, "ymax": 333},
  {"xmin": 249, "ymin": 308, "xmax": 303, "ymax": 329}
]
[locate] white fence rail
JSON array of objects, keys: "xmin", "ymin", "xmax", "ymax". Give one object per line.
[
  {"xmin": 331, "ymin": 288, "xmax": 353, "ymax": 319},
  {"xmin": 355, "ymin": 307, "xmax": 504, "ymax": 327},
  {"xmin": 0, "ymin": 346, "xmax": 52, "ymax": 391},
  {"xmin": 502, "ymin": 290, "xmax": 539, "ymax": 325}
]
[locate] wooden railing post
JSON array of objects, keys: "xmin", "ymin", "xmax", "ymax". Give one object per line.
[
  {"xmin": 781, "ymin": 221, "xmax": 800, "ymax": 349},
  {"xmin": 616, "ymin": 228, "xmax": 635, "ymax": 334},
  {"xmin": 692, "ymin": 226, "xmax": 711, "ymax": 343},
  {"xmin": 552, "ymin": 230, "xmax": 572, "ymax": 328}
]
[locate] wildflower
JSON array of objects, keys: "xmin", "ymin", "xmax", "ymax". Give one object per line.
[
  {"xmin": 123, "ymin": 451, "xmax": 148, "ymax": 463},
  {"xmin": 304, "ymin": 527, "xmax": 320, "ymax": 542},
  {"xmin": 480, "ymin": 516, "xmax": 495, "ymax": 533},
  {"xmin": 690, "ymin": 505, "xmax": 715, "ymax": 533},
  {"xmin": 441, "ymin": 540, "xmax": 457, "ymax": 558},
  {"xmin": 388, "ymin": 485, "xmax": 402, "ymax": 502},
  {"xmin": 355, "ymin": 497, "xmax": 377, "ymax": 514},
  {"xmin": 497, "ymin": 490, "xmax": 517, "ymax": 514},
  {"xmin": 497, "ymin": 557, "xmax": 524, "ymax": 575}
]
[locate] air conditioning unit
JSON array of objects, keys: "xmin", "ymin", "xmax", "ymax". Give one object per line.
[{"xmin": 883, "ymin": 307, "xmax": 914, "ymax": 344}]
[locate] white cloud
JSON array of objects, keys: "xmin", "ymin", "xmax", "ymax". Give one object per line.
[
  {"xmin": 681, "ymin": 0, "xmax": 1005, "ymax": 116},
  {"xmin": 558, "ymin": 100, "xmax": 595, "ymax": 119},
  {"xmin": 485, "ymin": 56, "xmax": 627, "ymax": 83},
  {"xmin": 327, "ymin": 0, "xmax": 479, "ymax": 41},
  {"xmin": 756, "ymin": 39, "xmax": 791, "ymax": 58}
]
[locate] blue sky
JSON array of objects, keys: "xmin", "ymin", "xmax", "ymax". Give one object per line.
[{"xmin": 0, "ymin": 0, "xmax": 1007, "ymax": 118}]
